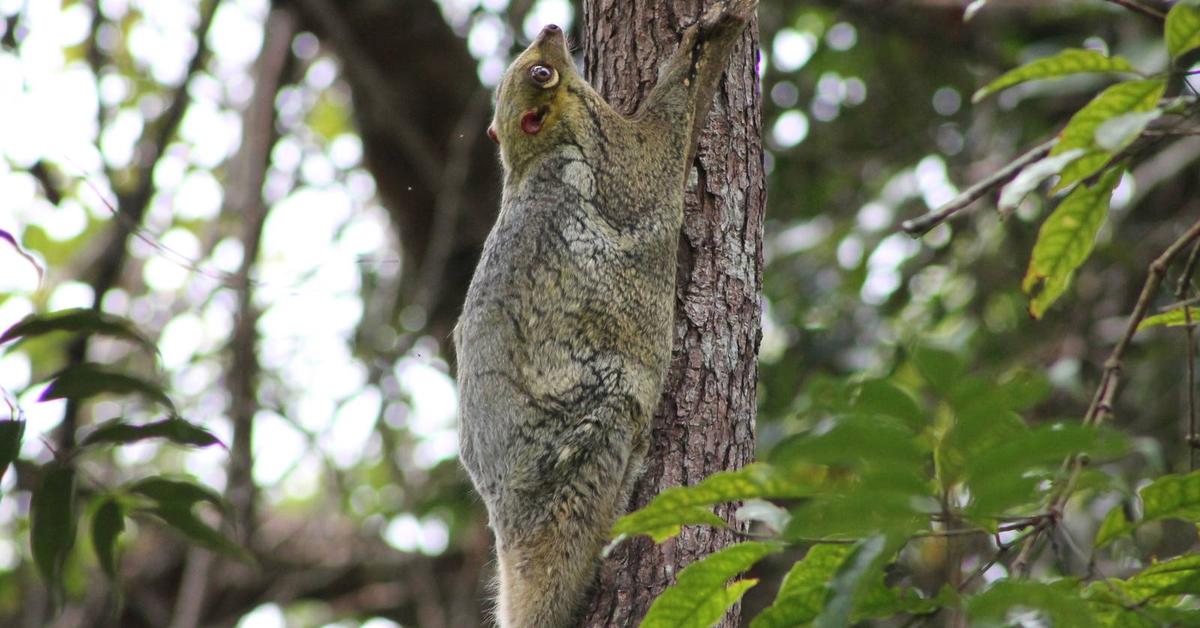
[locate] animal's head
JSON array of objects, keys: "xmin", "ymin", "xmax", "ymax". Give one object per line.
[{"xmin": 489, "ymin": 25, "xmax": 585, "ymax": 171}]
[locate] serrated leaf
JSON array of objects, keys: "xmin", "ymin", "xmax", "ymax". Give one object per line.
[
  {"xmin": 1167, "ymin": 0, "xmax": 1200, "ymax": 60},
  {"xmin": 40, "ymin": 363, "xmax": 176, "ymax": 414},
  {"xmin": 969, "ymin": 580, "xmax": 1096, "ymax": 628},
  {"xmin": 997, "ymin": 149, "xmax": 1086, "ymax": 214},
  {"xmin": 1050, "ymin": 79, "xmax": 1164, "ymax": 190},
  {"xmin": 1096, "ymin": 469, "xmax": 1200, "ymax": 546},
  {"xmin": 91, "ymin": 496, "xmax": 124, "ymax": 578},
  {"xmin": 1138, "ymin": 305, "xmax": 1200, "ymax": 331},
  {"xmin": 149, "ymin": 505, "xmax": 252, "ymax": 563},
  {"xmin": 80, "ymin": 417, "xmax": 223, "ymax": 449},
  {"xmin": 31, "ymin": 464, "xmax": 78, "ymax": 605},
  {"xmin": 127, "ymin": 476, "xmax": 228, "ymax": 513},
  {"xmin": 751, "ymin": 544, "xmax": 852, "ymax": 628},
  {"xmin": 1022, "ymin": 168, "xmax": 1123, "ymax": 319},
  {"xmin": 814, "ymin": 535, "xmax": 888, "ymax": 628},
  {"xmin": 614, "ymin": 464, "xmax": 809, "ymax": 542},
  {"xmin": 0, "ymin": 308, "xmax": 157, "ymax": 355},
  {"xmin": 0, "ymin": 419, "xmax": 25, "ymax": 484},
  {"xmin": 972, "ymin": 49, "xmax": 1137, "ymax": 103},
  {"xmin": 640, "ymin": 541, "xmax": 778, "ymax": 628},
  {"xmin": 0, "ymin": 228, "xmax": 44, "ymax": 286},
  {"xmin": 1095, "ymin": 110, "xmax": 1162, "ymax": 151}
]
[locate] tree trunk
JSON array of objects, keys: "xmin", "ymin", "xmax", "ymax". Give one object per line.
[{"xmin": 580, "ymin": 2, "xmax": 765, "ymax": 626}]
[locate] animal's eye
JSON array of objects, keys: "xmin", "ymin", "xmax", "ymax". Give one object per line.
[{"xmin": 530, "ymin": 64, "xmax": 555, "ymax": 84}]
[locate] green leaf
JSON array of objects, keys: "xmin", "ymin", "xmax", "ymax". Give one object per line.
[
  {"xmin": 614, "ymin": 464, "xmax": 809, "ymax": 542},
  {"xmin": 814, "ymin": 535, "xmax": 889, "ymax": 628},
  {"xmin": 1050, "ymin": 79, "xmax": 1165, "ymax": 190},
  {"xmin": 968, "ymin": 580, "xmax": 1096, "ymax": 628},
  {"xmin": 771, "ymin": 414, "xmax": 923, "ymax": 471},
  {"xmin": 80, "ymin": 417, "xmax": 223, "ymax": 449},
  {"xmin": 149, "ymin": 505, "xmax": 253, "ymax": 562},
  {"xmin": 0, "ymin": 308, "xmax": 157, "ymax": 355},
  {"xmin": 751, "ymin": 544, "xmax": 852, "ymax": 628},
  {"xmin": 786, "ymin": 489, "xmax": 930, "ymax": 540},
  {"xmin": 997, "ymin": 149, "xmax": 1085, "ymax": 213},
  {"xmin": 41, "ymin": 363, "xmax": 176, "ymax": 414},
  {"xmin": 995, "ymin": 368, "xmax": 1052, "ymax": 411},
  {"xmin": 972, "ymin": 49, "xmax": 1137, "ymax": 103},
  {"xmin": 91, "ymin": 496, "xmax": 124, "ymax": 578},
  {"xmin": 1085, "ymin": 555, "xmax": 1200, "ymax": 625},
  {"xmin": 1022, "ymin": 168, "xmax": 1123, "ymax": 319},
  {"xmin": 938, "ymin": 378, "xmax": 1029, "ymax": 488},
  {"xmin": 911, "ymin": 345, "xmax": 964, "ymax": 394},
  {"xmin": 640, "ymin": 541, "xmax": 779, "ymax": 628},
  {"xmin": 1166, "ymin": 0, "xmax": 1200, "ymax": 60},
  {"xmin": 127, "ymin": 476, "xmax": 228, "ymax": 513},
  {"xmin": 1094, "ymin": 110, "xmax": 1162, "ymax": 152},
  {"xmin": 964, "ymin": 424, "xmax": 1127, "ymax": 516},
  {"xmin": 852, "ymin": 379, "xmax": 926, "ymax": 432},
  {"xmin": 1138, "ymin": 305, "xmax": 1200, "ymax": 332},
  {"xmin": 0, "ymin": 419, "xmax": 25, "ymax": 484},
  {"xmin": 1107, "ymin": 554, "xmax": 1200, "ymax": 601},
  {"xmin": 1096, "ymin": 469, "xmax": 1200, "ymax": 546},
  {"xmin": 31, "ymin": 464, "xmax": 78, "ymax": 604},
  {"xmin": 127, "ymin": 476, "xmax": 248, "ymax": 562}
]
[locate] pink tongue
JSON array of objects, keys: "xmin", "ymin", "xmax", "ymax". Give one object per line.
[{"xmin": 521, "ymin": 109, "xmax": 543, "ymax": 135}]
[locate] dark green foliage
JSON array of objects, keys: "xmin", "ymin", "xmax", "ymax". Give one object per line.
[
  {"xmin": 3, "ymin": 309, "xmax": 237, "ymax": 603},
  {"xmin": 90, "ymin": 496, "xmax": 124, "ymax": 578},
  {"xmin": 640, "ymin": 542, "xmax": 780, "ymax": 628},
  {"xmin": 0, "ymin": 308, "xmax": 157, "ymax": 355},
  {"xmin": 80, "ymin": 417, "xmax": 223, "ymax": 449},
  {"xmin": 31, "ymin": 464, "xmax": 77, "ymax": 606},
  {"xmin": 41, "ymin": 363, "xmax": 177, "ymax": 414},
  {"xmin": 0, "ymin": 419, "xmax": 23, "ymax": 484},
  {"xmin": 1096, "ymin": 470, "xmax": 1200, "ymax": 546},
  {"xmin": 623, "ymin": 5, "xmax": 1200, "ymax": 623}
]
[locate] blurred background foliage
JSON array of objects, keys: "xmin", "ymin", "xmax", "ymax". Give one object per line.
[{"xmin": 0, "ymin": 0, "xmax": 1197, "ymax": 626}]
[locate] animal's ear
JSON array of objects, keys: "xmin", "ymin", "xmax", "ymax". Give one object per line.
[{"xmin": 487, "ymin": 125, "xmax": 499, "ymax": 145}]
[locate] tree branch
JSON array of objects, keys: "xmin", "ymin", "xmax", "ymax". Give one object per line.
[
  {"xmin": 168, "ymin": 7, "xmax": 296, "ymax": 627},
  {"xmin": 57, "ymin": 0, "xmax": 221, "ymax": 450},
  {"xmin": 900, "ymin": 138, "xmax": 1056, "ymax": 237},
  {"xmin": 1101, "ymin": 0, "xmax": 1166, "ymax": 21}
]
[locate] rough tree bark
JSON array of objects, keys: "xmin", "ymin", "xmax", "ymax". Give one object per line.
[{"xmin": 580, "ymin": 1, "xmax": 764, "ymax": 626}]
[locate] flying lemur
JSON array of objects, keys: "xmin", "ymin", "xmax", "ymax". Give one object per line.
[{"xmin": 454, "ymin": 2, "xmax": 757, "ymax": 625}]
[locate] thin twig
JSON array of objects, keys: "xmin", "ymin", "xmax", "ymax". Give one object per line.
[
  {"xmin": 1014, "ymin": 215, "xmax": 1200, "ymax": 571},
  {"xmin": 291, "ymin": 0, "xmax": 442, "ymax": 189},
  {"xmin": 1082, "ymin": 216, "xmax": 1200, "ymax": 429},
  {"xmin": 167, "ymin": 8, "xmax": 295, "ymax": 628},
  {"xmin": 900, "ymin": 138, "xmax": 1057, "ymax": 237},
  {"xmin": 411, "ymin": 89, "xmax": 489, "ymax": 313},
  {"xmin": 1101, "ymin": 0, "xmax": 1166, "ymax": 20},
  {"xmin": 1176, "ymin": 241, "xmax": 1200, "ymax": 471},
  {"xmin": 56, "ymin": 0, "xmax": 221, "ymax": 451}
]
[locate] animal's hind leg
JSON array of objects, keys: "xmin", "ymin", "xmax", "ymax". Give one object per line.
[{"xmin": 491, "ymin": 407, "xmax": 635, "ymax": 628}]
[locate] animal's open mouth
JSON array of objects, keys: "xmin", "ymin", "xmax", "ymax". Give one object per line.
[{"xmin": 521, "ymin": 106, "xmax": 549, "ymax": 135}]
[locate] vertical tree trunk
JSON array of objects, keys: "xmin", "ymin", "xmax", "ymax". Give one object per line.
[{"xmin": 580, "ymin": 1, "xmax": 765, "ymax": 626}]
